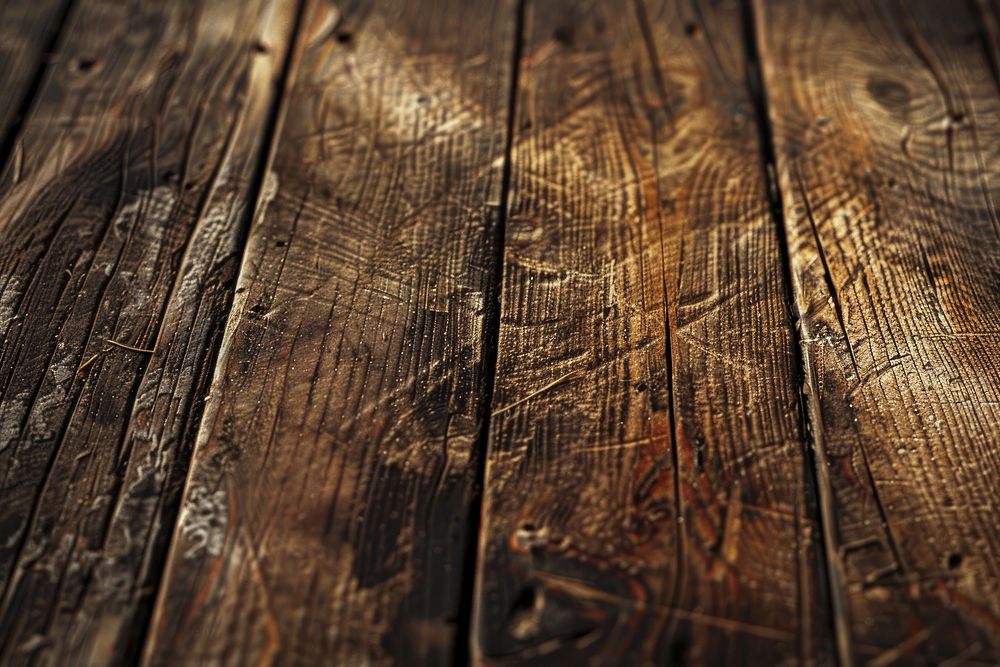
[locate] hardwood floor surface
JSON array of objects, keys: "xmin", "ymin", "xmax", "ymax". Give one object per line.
[{"xmin": 0, "ymin": 1, "xmax": 997, "ymax": 664}]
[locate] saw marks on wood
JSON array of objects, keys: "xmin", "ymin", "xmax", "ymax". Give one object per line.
[
  {"xmin": 0, "ymin": 0, "xmax": 999, "ymax": 664},
  {"xmin": 0, "ymin": 0, "xmax": 299, "ymax": 664},
  {"xmin": 473, "ymin": 0, "xmax": 829, "ymax": 664},
  {"xmin": 144, "ymin": 1, "xmax": 518, "ymax": 664},
  {"xmin": 756, "ymin": 0, "xmax": 1000, "ymax": 663}
]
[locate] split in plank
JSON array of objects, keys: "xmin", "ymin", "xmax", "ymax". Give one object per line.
[
  {"xmin": 144, "ymin": 0, "xmax": 518, "ymax": 664},
  {"xmin": 755, "ymin": 0, "xmax": 1000, "ymax": 662},
  {"xmin": 473, "ymin": 0, "xmax": 831, "ymax": 664},
  {"xmin": 0, "ymin": 0, "xmax": 299, "ymax": 663}
]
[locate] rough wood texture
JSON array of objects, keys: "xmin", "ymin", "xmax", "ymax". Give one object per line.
[
  {"xmin": 756, "ymin": 0, "xmax": 1000, "ymax": 662},
  {"xmin": 0, "ymin": 0, "xmax": 299, "ymax": 663},
  {"xmin": 3, "ymin": 0, "xmax": 1000, "ymax": 663},
  {"xmin": 144, "ymin": 1, "xmax": 517, "ymax": 664},
  {"xmin": 473, "ymin": 0, "xmax": 831, "ymax": 663},
  {"xmin": 0, "ymin": 0, "xmax": 70, "ymax": 152}
]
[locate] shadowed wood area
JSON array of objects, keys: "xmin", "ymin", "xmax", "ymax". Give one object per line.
[
  {"xmin": 472, "ymin": 0, "xmax": 831, "ymax": 664},
  {"xmin": 0, "ymin": 0, "xmax": 72, "ymax": 155},
  {"xmin": 0, "ymin": 0, "xmax": 999, "ymax": 664},
  {"xmin": 0, "ymin": 0, "xmax": 299, "ymax": 663},
  {"xmin": 142, "ymin": 1, "xmax": 518, "ymax": 664},
  {"xmin": 756, "ymin": 0, "xmax": 1000, "ymax": 663}
]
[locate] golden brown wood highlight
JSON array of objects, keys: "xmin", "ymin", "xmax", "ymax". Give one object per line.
[
  {"xmin": 756, "ymin": 0, "xmax": 1000, "ymax": 662},
  {"xmin": 473, "ymin": 0, "xmax": 830, "ymax": 664},
  {"xmin": 144, "ymin": 1, "xmax": 518, "ymax": 664},
  {"xmin": 0, "ymin": 0, "xmax": 999, "ymax": 664}
]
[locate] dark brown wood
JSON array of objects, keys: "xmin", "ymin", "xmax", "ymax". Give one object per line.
[
  {"xmin": 0, "ymin": 0, "xmax": 299, "ymax": 663},
  {"xmin": 0, "ymin": 0, "xmax": 71, "ymax": 152},
  {"xmin": 143, "ymin": 1, "xmax": 518, "ymax": 664},
  {"xmin": 756, "ymin": 0, "xmax": 1000, "ymax": 662},
  {"xmin": 1, "ymin": 0, "xmax": 1000, "ymax": 662},
  {"xmin": 472, "ymin": 0, "xmax": 831, "ymax": 664}
]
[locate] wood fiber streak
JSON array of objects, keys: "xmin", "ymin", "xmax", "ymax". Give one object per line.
[
  {"xmin": 756, "ymin": 0, "xmax": 1000, "ymax": 662},
  {"xmin": 474, "ymin": 0, "xmax": 830, "ymax": 663},
  {"xmin": 0, "ymin": 0, "xmax": 70, "ymax": 151},
  {"xmin": 144, "ymin": 1, "xmax": 517, "ymax": 664},
  {"xmin": 0, "ymin": 0, "xmax": 298, "ymax": 663}
]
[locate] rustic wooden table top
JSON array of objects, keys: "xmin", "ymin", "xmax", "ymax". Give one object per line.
[{"xmin": 1, "ymin": 0, "xmax": 999, "ymax": 665}]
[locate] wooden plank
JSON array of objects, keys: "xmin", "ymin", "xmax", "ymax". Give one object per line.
[
  {"xmin": 473, "ymin": 0, "xmax": 831, "ymax": 663},
  {"xmin": 143, "ymin": 1, "xmax": 518, "ymax": 664},
  {"xmin": 755, "ymin": 0, "xmax": 1000, "ymax": 662},
  {"xmin": 0, "ymin": 0, "xmax": 71, "ymax": 156},
  {"xmin": 0, "ymin": 0, "xmax": 300, "ymax": 663}
]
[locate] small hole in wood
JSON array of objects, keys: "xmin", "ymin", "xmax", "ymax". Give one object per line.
[
  {"xmin": 635, "ymin": 382, "xmax": 648, "ymax": 393},
  {"xmin": 694, "ymin": 448, "xmax": 705, "ymax": 472},
  {"xmin": 162, "ymin": 170, "xmax": 179, "ymax": 184},
  {"xmin": 947, "ymin": 553, "xmax": 963, "ymax": 569},
  {"xmin": 75, "ymin": 57, "xmax": 98, "ymax": 72},
  {"xmin": 684, "ymin": 22, "xmax": 699, "ymax": 37},
  {"xmin": 511, "ymin": 586, "xmax": 537, "ymax": 614},
  {"xmin": 252, "ymin": 41, "xmax": 270, "ymax": 54},
  {"xmin": 336, "ymin": 31, "xmax": 353, "ymax": 44},
  {"xmin": 950, "ymin": 112, "xmax": 965, "ymax": 125}
]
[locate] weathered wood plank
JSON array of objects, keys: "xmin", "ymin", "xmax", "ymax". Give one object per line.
[
  {"xmin": 473, "ymin": 0, "xmax": 831, "ymax": 663},
  {"xmin": 755, "ymin": 0, "xmax": 1000, "ymax": 662},
  {"xmin": 0, "ymin": 0, "xmax": 300, "ymax": 663},
  {"xmin": 143, "ymin": 1, "xmax": 518, "ymax": 664},
  {"xmin": 0, "ymin": 0, "xmax": 71, "ymax": 158}
]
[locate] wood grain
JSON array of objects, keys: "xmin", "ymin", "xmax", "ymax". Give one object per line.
[
  {"xmin": 755, "ymin": 0, "xmax": 1000, "ymax": 662},
  {"xmin": 0, "ymin": 0, "xmax": 299, "ymax": 663},
  {"xmin": 472, "ymin": 0, "xmax": 831, "ymax": 663},
  {"xmin": 0, "ymin": 0, "xmax": 71, "ymax": 158},
  {"xmin": 143, "ymin": 1, "xmax": 518, "ymax": 664}
]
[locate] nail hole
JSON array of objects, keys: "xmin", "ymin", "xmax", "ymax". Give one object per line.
[
  {"xmin": 684, "ymin": 22, "xmax": 699, "ymax": 37},
  {"xmin": 74, "ymin": 57, "xmax": 98, "ymax": 72},
  {"xmin": 635, "ymin": 382, "xmax": 648, "ymax": 393},
  {"xmin": 252, "ymin": 41, "xmax": 270, "ymax": 54},
  {"xmin": 511, "ymin": 586, "xmax": 537, "ymax": 613},
  {"xmin": 336, "ymin": 31, "xmax": 353, "ymax": 44},
  {"xmin": 162, "ymin": 170, "xmax": 179, "ymax": 184},
  {"xmin": 950, "ymin": 112, "xmax": 965, "ymax": 124},
  {"xmin": 947, "ymin": 553, "xmax": 963, "ymax": 570},
  {"xmin": 694, "ymin": 448, "xmax": 705, "ymax": 472}
]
